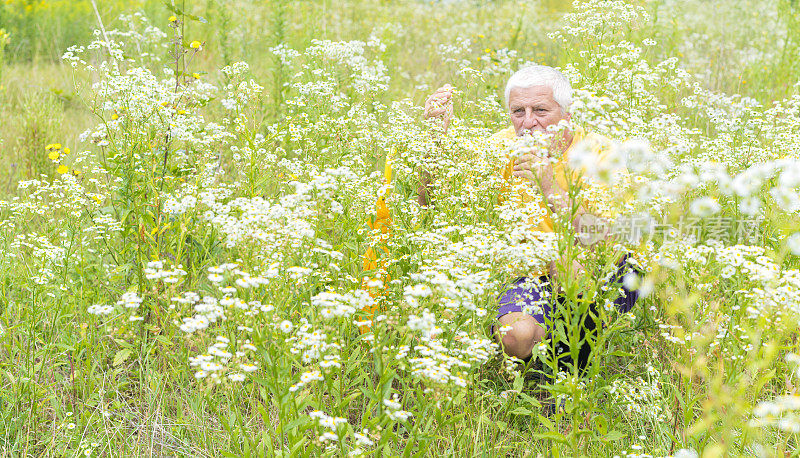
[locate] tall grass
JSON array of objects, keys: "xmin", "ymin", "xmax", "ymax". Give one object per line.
[{"xmin": 1, "ymin": 0, "xmax": 800, "ymax": 456}]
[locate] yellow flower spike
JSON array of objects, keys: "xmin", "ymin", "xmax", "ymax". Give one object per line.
[
  {"xmin": 168, "ymin": 15, "xmax": 177, "ymax": 22},
  {"xmin": 56, "ymin": 164, "xmax": 68, "ymax": 174},
  {"xmin": 48, "ymin": 151, "xmax": 60, "ymax": 161},
  {"xmin": 189, "ymin": 41, "xmax": 201, "ymax": 49}
]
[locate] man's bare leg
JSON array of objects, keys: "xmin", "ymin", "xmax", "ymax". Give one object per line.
[{"xmin": 496, "ymin": 312, "xmax": 547, "ymax": 360}]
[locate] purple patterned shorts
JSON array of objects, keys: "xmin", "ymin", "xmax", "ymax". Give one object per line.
[{"xmin": 496, "ymin": 256, "xmax": 640, "ymax": 331}]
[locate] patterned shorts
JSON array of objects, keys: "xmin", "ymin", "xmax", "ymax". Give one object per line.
[{"xmin": 495, "ymin": 256, "xmax": 640, "ymax": 330}]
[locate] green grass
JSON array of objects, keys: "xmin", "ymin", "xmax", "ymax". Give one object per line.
[{"xmin": 1, "ymin": 0, "xmax": 800, "ymax": 456}]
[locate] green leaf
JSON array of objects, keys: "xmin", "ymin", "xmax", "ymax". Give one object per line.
[
  {"xmin": 113, "ymin": 348, "xmax": 132, "ymax": 367},
  {"xmin": 509, "ymin": 407, "xmax": 533, "ymax": 416},
  {"xmin": 604, "ymin": 430, "xmax": 625, "ymax": 441},
  {"xmin": 284, "ymin": 416, "xmax": 309, "ymax": 432},
  {"xmin": 518, "ymin": 392, "xmax": 542, "ymax": 408},
  {"xmin": 752, "ymin": 369, "xmax": 776, "ymax": 395},
  {"xmin": 532, "ymin": 431, "xmax": 568, "ymax": 443},
  {"xmin": 595, "ymin": 415, "xmax": 608, "ymax": 435},
  {"xmin": 512, "ymin": 374, "xmax": 524, "ymax": 392},
  {"xmin": 289, "ymin": 437, "xmax": 308, "ymax": 456},
  {"xmin": 154, "ymin": 335, "xmax": 172, "ymax": 346},
  {"xmin": 538, "ymin": 415, "xmax": 555, "ymax": 430}
]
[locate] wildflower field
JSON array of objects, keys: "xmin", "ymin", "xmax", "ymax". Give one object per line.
[{"xmin": 2, "ymin": 0, "xmax": 800, "ymax": 456}]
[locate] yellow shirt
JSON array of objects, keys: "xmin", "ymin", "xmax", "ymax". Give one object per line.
[
  {"xmin": 491, "ymin": 125, "xmax": 628, "ymax": 234},
  {"xmin": 358, "ymin": 125, "xmax": 632, "ymax": 328}
]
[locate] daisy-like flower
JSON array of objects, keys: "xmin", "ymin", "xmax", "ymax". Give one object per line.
[
  {"xmin": 88, "ymin": 304, "xmax": 113, "ymax": 315},
  {"xmin": 279, "ymin": 320, "xmax": 294, "ymax": 333}
]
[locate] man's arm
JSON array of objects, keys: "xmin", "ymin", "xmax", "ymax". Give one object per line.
[
  {"xmin": 416, "ymin": 171, "xmax": 433, "ymax": 206},
  {"xmin": 416, "ymin": 85, "xmax": 456, "ymax": 206},
  {"xmin": 513, "ymin": 158, "xmax": 609, "ymax": 244},
  {"xmin": 512, "ymin": 156, "xmax": 614, "ymax": 285}
]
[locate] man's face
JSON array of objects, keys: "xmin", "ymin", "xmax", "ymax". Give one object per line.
[{"xmin": 508, "ymin": 85, "xmax": 570, "ymax": 137}]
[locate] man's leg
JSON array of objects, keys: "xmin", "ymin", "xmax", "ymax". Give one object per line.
[
  {"xmin": 560, "ymin": 255, "xmax": 641, "ymax": 373},
  {"xmin": 496, "ymin": 312, "xmax": 547, "ymax": 360},
  {"xmin": 493, "ymin": 276, "xmax": 553, "ymax": 360}
]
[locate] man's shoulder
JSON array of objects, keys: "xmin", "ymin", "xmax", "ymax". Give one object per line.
[
  {"xmin": 578, "ymin": 129, "xmax": 614, "ymax": 151},
  {"xmin": 489, "ymin": 126, "xmax": 516, "ymax": 142}
]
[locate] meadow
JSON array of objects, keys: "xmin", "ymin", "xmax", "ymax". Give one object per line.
[{"xmin": 1, "ymin": 0, "xmax": 800, "ymax": 456}]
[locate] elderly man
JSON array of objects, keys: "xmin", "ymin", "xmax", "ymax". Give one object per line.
[
  {"xmin": 364, "ymin": 65, "xmax": 639, "ymax": 372},
  {"xmin": 425, "ymin": 65, "xmax": 640, "ymax": 372}
]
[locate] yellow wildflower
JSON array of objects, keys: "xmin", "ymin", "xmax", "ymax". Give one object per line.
[
  {"xmin": 189, "ymin": 41, "xmax": 202, "ymax": 49},
  {"xmin": 48, "ymin": 151, "xmax": 60, "ymax": 161},
  {"xmin": 168, "ymin": 15, "xmax": 177, "ymax": 22},
  {"xmin": 63, "ymin": 147, "xmax": 70, "ymax": 154},
  {"xmin": 57, "ymin": 164, "xmax": 69, "ymax": 174},
  {"xmin": 72, "ymin": 169, "xmax": 81, "ymax": 176},
  {"xmin": 192, "ymin": 72, "xmax": 201, "ymax": 79},
  {"xmin": 111, "ymin": 113, "xmax": 119, "ymax": 120}
]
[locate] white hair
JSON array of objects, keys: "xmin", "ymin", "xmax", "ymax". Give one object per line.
[{"xmin": 504, "ymin": 65, "xmax": 573, "ymax": 113}]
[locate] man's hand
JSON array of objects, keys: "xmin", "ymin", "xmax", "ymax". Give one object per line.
[
  {"xmin": 512, "ymin": 152, "xmax": 550, "ymax": 184},
  {"xmin": 424, "ymin": 84, "xmax": 454, "ymax": 118},
  {"xmin": 424, "ymin": 84, "xmax": 455, "ymax": 134}
]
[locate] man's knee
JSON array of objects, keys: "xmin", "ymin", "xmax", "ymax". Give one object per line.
[
  {"xmin": 496, "ymin": 313, "xmax": 545, "ymax": 359},
  {"xmin": 501, "ymin": 327, "xmax": 531, "ymax": 356}
]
